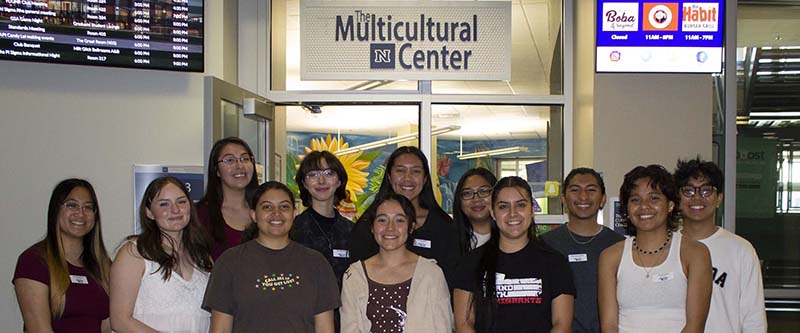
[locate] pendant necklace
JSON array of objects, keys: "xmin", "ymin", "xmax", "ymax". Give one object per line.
[{"xmin": 633, "ymin": 231, "xmax": 672, "ymax": 278}]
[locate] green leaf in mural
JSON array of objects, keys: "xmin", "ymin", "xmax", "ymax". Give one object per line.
[
  {"xmin": 358, "ymin": 149, "xmax": 383, "ymax": 163},
  {"xmin": 285, "ymin": 154, "xmax": 300, "ymax": 195}
]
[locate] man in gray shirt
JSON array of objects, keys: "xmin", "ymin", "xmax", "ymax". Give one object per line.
[{"xmin": 542, "ymin": 167, "xmax": 624, "ymax": 333}]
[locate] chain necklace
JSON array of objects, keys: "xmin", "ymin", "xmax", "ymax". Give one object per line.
[
  {"xmin": 634, "ymin": 244, "xmax": 668, "ymax": 279},
  {"xmin": 310, "ymin": 212, "xmax": 334, "ymax": 252},
  {"xmin": 633, "ymin": 230, "xmax": 673, "ymax": 254},
  {"xmin": 566, "ymin": 223, "xmax": 603, "ymax": 245}
]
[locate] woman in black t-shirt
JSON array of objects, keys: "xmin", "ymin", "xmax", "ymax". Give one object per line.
[{"xmin": 453, "ymin": 176, "xmax": 576, "ymax": 333}]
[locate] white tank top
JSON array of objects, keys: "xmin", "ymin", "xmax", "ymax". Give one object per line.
[
  {"xmin": 616, "ymin": 232, "xmax": 687, "ymax": 333},
  {"xmin": 133, "ymin": 257, "xmax": 210, "ymax": 332}
]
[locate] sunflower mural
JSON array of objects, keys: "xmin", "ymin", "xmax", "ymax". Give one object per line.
[{"xmin": 286, "ymin": 134, "xmax": 381, "ymax": 220}]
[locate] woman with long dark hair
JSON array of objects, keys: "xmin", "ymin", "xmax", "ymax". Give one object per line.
[
  {"xmin": 454, "ymin": 176, "xmax": 575, "ymax": 333},
  {"xmin": 110, "ymin": 177, "xmax": 213, "ymax": 332},
  {"xmin": 341, "ymin": 193, "xmax": 453, "ymax": 332},
  {"xmin": 197, "ymin": 137, "xmax": 260, "ymax": 260},
  {"xmin": 453, "ymin": 168, "xmax": 497, "ymax": 250},
  {"xmin": 14, "ymin": 179, "xmax": 112, "ymax": 333},
  {"xmin": 203, "ymin": 181, "xmax": 339, "ymax": 333},
  {"xmin": 349, "ymin": 146, "xmax": 462, "ymax": 290},
  {"xmin": 598, "ymin": 165, "xmax": 711, "ymax": 333}
]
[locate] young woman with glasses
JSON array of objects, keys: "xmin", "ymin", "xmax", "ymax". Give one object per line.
[
  {"xmin": 110, "ymin": 177, "xmax": 213, "ymax": 332},
  {"xmin": 197, "ymin": 137, "xmax": 260, "ymax": 260},
  {"xmin": 14, "ymin": 179, "xmax": 112, "ymax": 333},
  {"xmin": 203, "ymin": 181, "xmax": 339, "ymax": 332},
  {"xmin": 598, "ymin": 165, "xmax": 712, "ymax": 333},
  {"xmin": 341, "ymin": 193, "xmax": 453, "ymax": 332},
  {"xmin": 453, "ymin": 168, "xmax": 498, "ymax": 250}
]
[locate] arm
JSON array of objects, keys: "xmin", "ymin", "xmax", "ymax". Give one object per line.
[
  {"xmin": 101, "ymin": 318, "xmax": 111, "ymax": 333},
  {"xmin": 740, "ymin": 245, "xmax": 767, "ymax": 333},
  {"xmin": 598, "ymin": 244, "xmax": 622, "ymax": 333},
  {"xmin": 210, "ymin": 310, "xmax": 234, "ymax": 333},
  {"xmin": 550, "ymin": 294, "xmax": 575, "ymax": 333},
  {"xmin": 314, "ymin": 310, "xmax": 335, "ymax": 333},
  {"xmin": 453, "ymin": 288, "xmax": 476, "ymax": 333},
  {"xmin": 682, "ymin": 240, "xmax": 712, "ymax": 333},
  {"xmin": 108, "ymin": 241, "xmax": 158, "ymax": 333},
  {"xmin": 13, "ymin": 278, "xmax": 54, "ymax": 333},
  {"xmin": 339, "ymin": 265, "xmax": 363, "ymax": 333}
]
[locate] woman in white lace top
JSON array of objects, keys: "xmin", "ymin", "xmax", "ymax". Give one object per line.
[{"xmin": 109, "ymin": 176, "xmax": 214, "ymax": 332}]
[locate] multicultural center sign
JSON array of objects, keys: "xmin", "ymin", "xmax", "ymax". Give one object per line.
[{"xmin": 301, "ymin": 0, "xmax": 511, "ymax": 80}]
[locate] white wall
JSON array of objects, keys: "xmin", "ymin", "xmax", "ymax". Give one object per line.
[{"xmin": 0, "ymin": 1, "xmax": 232, "ymax": 327}]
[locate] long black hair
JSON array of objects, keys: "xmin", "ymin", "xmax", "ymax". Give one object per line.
[
  {"xmin": 199, "ymin": 137, "xmax": 259, "ymax": 244},
  {"xmin": 136, "ymin": 177, "xmax": 213, "ymax": 280},
  {"xmin": 453, "ymin": 167, "xmax": 497, "ymax": 252},
  {"xmin": 472, "ymin": 176, "xmax": 553, "ymax": 333}
]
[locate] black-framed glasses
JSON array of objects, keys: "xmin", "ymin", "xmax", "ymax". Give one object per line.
[
  {"xmin": 217, "ymin": 155, "xmax": 254, "ymax": 166},
  {"xmin": 305, "ymin": 168, "xmax": 337, "ymax": 180},
  {"xmin": 679, "ymin": 185, "xmax": 717, "ymax": 198},
  {"xmin": 62, "ymin": 201, "xmax": 97, "ymax": 214},
  {"xmin": 460, "ymin": 188, "xmax": 492, "ymax": 200}
]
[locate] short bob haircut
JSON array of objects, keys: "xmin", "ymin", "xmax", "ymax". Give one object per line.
[
  {"xmin": 674, "ymin": 156, "xmax": 724, "ymax": 192},
  {"xmin": 295, "ymin": 150, "xmax": 348, "ymax": 207},
  {"xmin": 563, "ymin": 167, "xmax": 606, "ymax": 195},
  {"xmin": 367, "ymin": 193, "xmax": 417, "ymax": 245},
  {"xmin": 619, "ymin": 164, "xmax": 680, "ymax": 235}
]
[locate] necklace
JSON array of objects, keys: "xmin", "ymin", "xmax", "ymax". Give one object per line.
[
  {"xmin": 634, "ymin": 245, "xmax": 667, "ymax": 279},
  {"xmin": 310, "ymin": 212, "xmax": 334, "ymax": 252},
  {"xmin": 633, "ymin": 230, "xmax": 672, "ymax": 254},
  {"xmin": 566, "ymin": 223, "xmax": 602, "ymax": 245}
]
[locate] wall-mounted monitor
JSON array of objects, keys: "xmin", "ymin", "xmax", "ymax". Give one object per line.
[
  {"xmin": 0, "ymin": 0, "xmax": 203, "ymax": 72},
  {"xmin": 596, "ymin": 0, "xmax": 723, "ymax": 73}
]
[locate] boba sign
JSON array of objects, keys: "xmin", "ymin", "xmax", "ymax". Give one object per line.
[{"xmin": 300, "ymin": 1, "xmax": 511, "ymax": 80}]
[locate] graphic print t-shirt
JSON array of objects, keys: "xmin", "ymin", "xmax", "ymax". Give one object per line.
[
  {"xmin": 454, "ymin": 241, "xmax": 576, "ymax": 333},
  {"xmin": 202, "ymin": 240, "xmax": 340, "ymax": 333}
]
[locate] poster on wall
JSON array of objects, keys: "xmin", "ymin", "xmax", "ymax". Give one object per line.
[
  {"xmin": 300, "ymin": 0, "xmax": 511, "ymax": 80},
  {"xmin": 133, "ymin": 164, "xmax": 204, "ymax": 234},
  {"xmin": 607, "ymin": 197, "xmax": 628, "ymax": 236},
  {"xmin": 736, "ymin": 138, "xmax": 777, "ymax": 219}
]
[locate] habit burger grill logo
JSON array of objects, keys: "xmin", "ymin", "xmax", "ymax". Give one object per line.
[
  {"xmin": 643, "ymin": 3, "xmax": 678, "ymax": 31},
  {"xmin": 682, "ymin": 3, "xmax": 719, "ymax": 32}
]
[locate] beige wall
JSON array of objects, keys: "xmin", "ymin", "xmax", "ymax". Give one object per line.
[
  {"xmin": 0, "ymin": 2, "xmax": 236, "ymax": 328},
  {"xmin": 574, "ymin": 1, "xmax": 713, "ymax": 198}
]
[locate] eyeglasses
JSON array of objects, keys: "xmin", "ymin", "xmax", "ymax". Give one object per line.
[
  {"xmin": 217, "ymin": 155, "xmax": 254, "ymax": 166},
  {"xmin": 62, "ymin": 201, "xmax": 97, "ymax": 214},
  {"xmin": 305, "ymin": 168, "xmax": 337, "ymax": 180},
  {"xmin": 460, "ymin": 188, "xmax": 492, "ymax": 200},
  {"xmin": 680, "ymin": 185, "xmax": 717, "ymax": 198}
]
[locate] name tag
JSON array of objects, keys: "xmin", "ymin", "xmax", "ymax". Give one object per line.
[
  {"xmin": 568, "ymin": 253, "xmax": 588, "ymax": 262},
  {"xmin": 69, "ymin": 275, "xmax": 88, "ymax": 284},
  {"xmin": 413, "ymin": 238, "xmax": 432, "ymax": 249},
  {"xmin": 652, "ymin": 272, "xmax": 675, "ymax": 282},
  {"xmin": 333, "ymin": 249, "xmax": 349, "ymax": 258}
]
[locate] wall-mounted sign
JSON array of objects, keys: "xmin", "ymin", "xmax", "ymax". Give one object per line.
[
  {"xmin": 300, "ymin": 0, "xmax": 511, "ymax": 80},
  {"xmin": 596, "ymin": 0, "xmax": 724, "ymax": 73},
  {"xmin": 133, "ymin": 165, "xmax": 205, "ymax": 234}
]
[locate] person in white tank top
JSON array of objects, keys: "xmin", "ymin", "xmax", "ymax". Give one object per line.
[
  {"xmin": 598, "ymin": 165, "xmax": 712, "ymax": 333},
  {"xmin": 110, "ymin": 177, "xmax": 214, "ymax": 332}
]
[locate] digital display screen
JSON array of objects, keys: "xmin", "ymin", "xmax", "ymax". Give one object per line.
[
  {"xmin": 0, "ymin": 0, "xmax": 203, "ymax": 72},
  {"xmin": 596, "ymin": 1, "xmax": 724, "ymax": 73}
]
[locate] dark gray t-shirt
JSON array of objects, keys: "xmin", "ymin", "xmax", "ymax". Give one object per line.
[
  {"xmin": 541, "ymin": 224, "xmax": 624, "ymax": 333},
  {"xmin": 202, "ymin": 240, "xmax": 341, "ymax": 333}
]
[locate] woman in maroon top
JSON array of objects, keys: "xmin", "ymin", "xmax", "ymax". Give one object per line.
[
  {"xmin": 197, "ymin": 137, "xmax": 260, "ymax": 260},
  {"xmin": 13, "ymin": 178, "xmax": 112, "ymax": 333}
]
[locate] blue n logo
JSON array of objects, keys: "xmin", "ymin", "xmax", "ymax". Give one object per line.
[{"xmin": 370, "ymin": 44, "xmax": 395, "ymax": 69}]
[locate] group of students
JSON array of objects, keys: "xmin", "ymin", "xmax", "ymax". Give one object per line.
[{"xmin": 12, "ymin": 136, "xmax": 767, "ymax": 333}]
